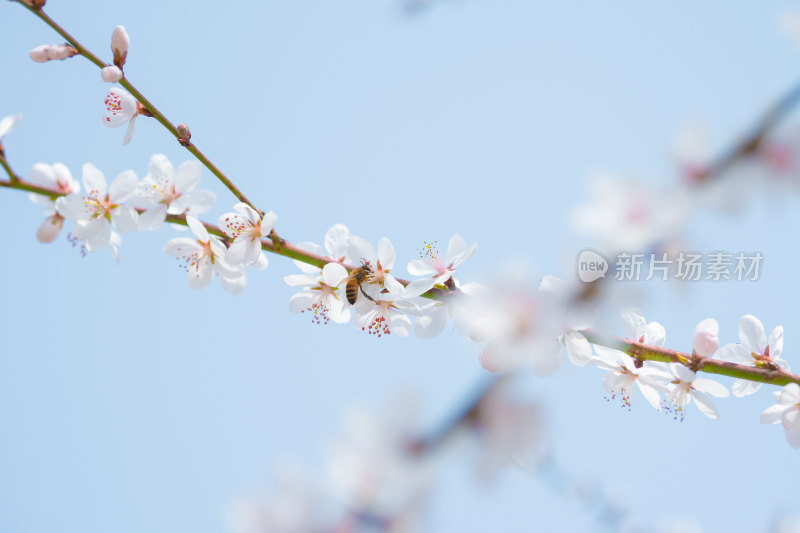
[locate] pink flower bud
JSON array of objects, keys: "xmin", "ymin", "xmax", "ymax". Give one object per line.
[
  {"xmin": 101, "ymin": 66, "xmax": 123, "ymax": 83},
  {"xmin": 48, "ymin": 44, "xmax": 78, "ymax": 60},
  {"xmin": 29, "ymin": 44, "xmax": 78, "ymax": 62},
  {"xmin": 29, "ymin": 45, "xmax": 51, "ymax": 63},
  {"xmin": 693, "ymin": 318, "xmax": 719, "ymax": 358},
  {"xmin": 111, "ymin": 26, "xmax": 130, "ymax": 68}
]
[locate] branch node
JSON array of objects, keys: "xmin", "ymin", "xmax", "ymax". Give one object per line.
[
  {"xmin": 269, "ymin": 230, "xmax": 284, "ymax": 251},
  {"xmin": 177, "ymin": 123, "xmax": 192, "ymax": 147},
  {"xmin": 136, "ymin": 102, "xmax": 154, "ymax": 118}
]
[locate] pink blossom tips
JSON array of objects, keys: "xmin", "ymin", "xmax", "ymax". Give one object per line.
[
  {"xmin": 29, "ymin": 44, "xmax": 78, "ymax": 63},
  {"xmin": 101, "ymin": 66, "xmax": 123, "ymax": 83},
  {"xmin": 111, "ymin": 26, "xmax": 130, "ymax": 68},
  {"xmin": 693, "ymin": 318, "xmax": 719, "ymax": 358}
]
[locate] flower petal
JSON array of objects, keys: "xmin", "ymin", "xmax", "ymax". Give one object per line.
[
  {"xmin": 760, "ymin": 403, "xmax": 787, "ymax": 425},
  {"xmin": 732, "ymin": 378, "xmax": 762, "ymax": 398},
  {"xmin": 185, "ymin": 215, "xmax": 209, "ymax": 241},
  {"xmin": 163, "ymin": 237, "xmax": 197, "ymax": 257},
  {"xmin": 259, "ymin": 210, "xmax": 277, "ymax": 238},
  {"xmin": 30, "ymin": 163, "xmax": 56, "ymax": 187},
  {"xmin": 414, "ymin": 305, "xmax": 448, "ymax": 339},
  {"xmin": 621, "ymin": 307, "xmax": 646, "ymax": 339},
  {"xmin": 324, "ymin": 224, "xmax": 350, "ymax": 260},
  {"xmin": 636, "ymin": 381, "xmax": 663, "ymax": 410},
  {"xmin": 562, "ymin": 330, "xmax": 592, "ymax": 367},
  {"xmin": 76, "ymin": 218, "xmax": 111, "ymax": 251},
  {"xmin": 175, "ymin": 160, "xmax": 201, "ymax": 193},
  {"xmin": 643, "ymin": 322, "xmax": 666, "ymax": 347},
  {"xmin": 389, "ymin": 312, "xmax": 411, "ymax": 337},
  {"xmin": 82, "ymin": 163, "xmax": 107, "ymax": 196},
  {"xmin": 186, "ymin": 189, "xmax": 216, "ymax": 215},
  {"xmin": 138, "ymin": 204, "xmax": 167, "ymax": 231},
  {"xmin": 122, "ymin": 116, "xmax": 137, "ymax": 145},
  {"xmin": 402, "ymin": 278, "xmax": 436, "ymax": 299},
  {"xmin": 321, "ymin": 262, "xmax": 348, "ymax": 286},
  {"xmin": 348, "ymin": 235, "xmax": 375, "ymax": 264},
  {"xmin": 377, "ymin": 237, "xmax": 395, "ymax": 269},
  {"xmin": 111, "ymin": 205, "xmax": 139, "ymax": 234},
  {"xmin": 328, "ymin": 298, "xmax": 351, "ymax": 324},
  {"xmin": 109, "ymin": 170, "xmax": 138, "ymax": 203},
  {"xmin": 715, "ymin": 343, "xmax": 751, "ymax": 365},
  {"xmin": 691, "ymin": 390, "xmax": 720, "ymax": 420},
  {"xmin": 187, "ymin": 260, "xmax": 214, "ymax": 289},
  {"xmin": 284, "ymin": 274, "xmax": 317, "ymax": 287},
  {"xmin": 769, "ymin": 326, "xmax": 784, "ymax": 360},
  {"xmin": 739, "ymin": 314, "xmax": 766, "ymax": 354},
  {"xmin": 55, "ymin": 193, "xmax": 89, "ymax": 221},
  {"xmin": 407, "ymin": 259, "xmax": 437, "ymax": 277},
  {"xmin": 0, "ymin": 113, "xmax": 21, "ymax": 140},
  {"xmin": 289, "ymin": 291, "xmax": 314, "ymax": 313},
  {"xmin": 226, "ymin": 237, "xmax": 251, "ymax": 265},
  {"xmin": 219, "ymin": 273, "xmax": 246, "ymax": 295},
  {"xmin": 693, "ymin": 378, "xmax": 729, "ymax": 398}
]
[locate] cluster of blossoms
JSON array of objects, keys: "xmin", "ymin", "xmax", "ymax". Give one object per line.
[
  {"xmin": 284, "ymin": 226, "xmax": 476, "ymax": 337},
  {"xmin": 22, "ymin": 150, "xmax": 278, "ymax": 295},
  {"xmin": 587, "ymin": 308, "xmax": 797, "ymax": 446}
]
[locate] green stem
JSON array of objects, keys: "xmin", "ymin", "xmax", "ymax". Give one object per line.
[
  {"xmin": 0, "ymin": 155, "xmax": 20, "ymax": 184},
  {"xmin": 580, "ymin": 329, "xmax": 800, "ymax": 387}
]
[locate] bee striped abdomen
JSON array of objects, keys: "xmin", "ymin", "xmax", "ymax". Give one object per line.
[{"xmin": 346, "ymin": 279, "xmax": 359, "ymax": 305}]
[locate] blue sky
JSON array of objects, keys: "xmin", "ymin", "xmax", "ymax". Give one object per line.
[{"xmin": 2, "ymin": 1, "xmax": 800, "ymax": 532}]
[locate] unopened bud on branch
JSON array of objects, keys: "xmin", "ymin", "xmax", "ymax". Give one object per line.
[
  {"xmin": 101, "ymin": 65, "xmax": 123, "ymax": 83},
  {"xmin": 21, "ymin": 0, "xmax": 46, "ymax": 9},
  {"xmin": 693, "ymin": 318, "xmax": 720, "ymax": 358},
  {"xmin": 177, "ymin": 123, "xmax": 192, "ymax": 146},
  {"xmin": 111, "ymin": 26, "xmax": 130, "ymax": 69},
  {"xmin": 29, "ymin": 44, "xmax": 79, "ymax": 63}
]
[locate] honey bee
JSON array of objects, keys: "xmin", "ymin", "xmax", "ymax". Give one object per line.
[{"xmin": 345, "ymin": 262, "xmax": 376, "ymax": 305}]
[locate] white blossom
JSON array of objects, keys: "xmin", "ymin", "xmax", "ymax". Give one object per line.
[
  {"xmin": 662, "ymin": 364, "xmax": 729, "ymax": 421},
  {"xmin": 137, "ymin": 154, "xmax": 215, "ymax": 230},
  {"xmin": 760, "ymin": 383, "xmax": 800, "ymax": 448},
  {"xmin": 28, "ymin": 162, "xmax": 79, "ymax": 243},
  {"xmin": 218, "ymin": 203, "xmax": 277, "ymax": 266},
  {"xmin": 164, "ymin": 215, "xmax": 245, "ymax": 295},
  {"xmin": 406, "ymin": 233, "xmax": 476, "ymax": 286},
  {"xmin": 55, "ymin": 163, "xmax": 138, "ymax": 252},
  {"xmin": 716, "ymin": 314, "xmax": 788, "ymax": 397},
  {"xmin": 285, "ymin": 262, "xmax": 351, "ymax": 325},
  {"xmin": 103, "ymin": 87, "xmax": 139, "ymax": 145}
]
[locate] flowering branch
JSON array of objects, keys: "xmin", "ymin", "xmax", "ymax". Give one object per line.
[
  {"xmin": 12, "ymin": 0, "xmax": 261, "ymax": 216},
  {"xmin": 697, "ymin": 77, "xmax": 800, "ymax": 181},
  {"xmin": 581, "ymin": 328, "xmax": 800, "ymax": 386},
  {"xmin": 0, "ymin": 161, "xmax": 452, "ymax": 299}
]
